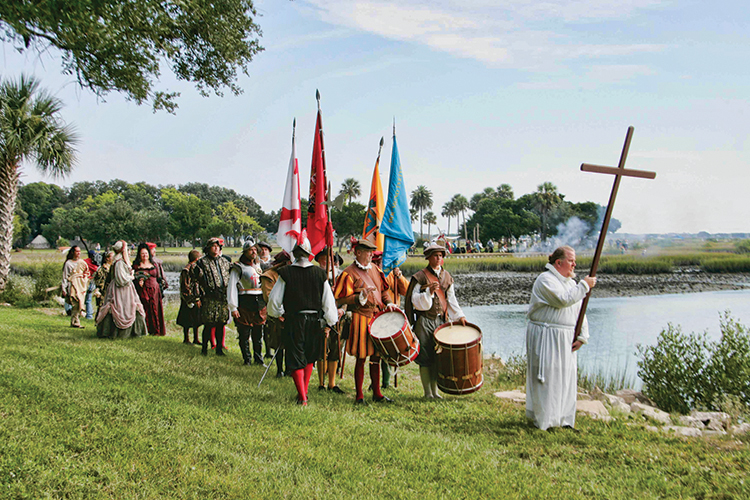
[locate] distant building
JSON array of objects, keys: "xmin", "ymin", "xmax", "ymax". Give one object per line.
[{"xmin": 27, "ymin": 235, "xmax": 50, "ymax": 249}]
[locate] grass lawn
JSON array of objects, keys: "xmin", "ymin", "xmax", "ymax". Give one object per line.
[{"xmin": 1, "ymin": 306, "xmax": 748, "ymax": 499}]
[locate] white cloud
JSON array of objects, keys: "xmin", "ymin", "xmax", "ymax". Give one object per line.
[{"xmin": 301, "ymin": 0, "xmax": 669, "ymax": 68}]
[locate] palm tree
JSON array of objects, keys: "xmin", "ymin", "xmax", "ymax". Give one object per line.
[
  {"xmin": 441, "ymin": 201, "xmax": 456, "ymax": 236},
  {"xmin": 424, "ymin": 211, "xmax": 437, "ymax": 240},
  {"xmin": 0, "ymin": 75, "xmax": 77, "ymax": 291},
  {"xmin": 410, "ymin": 207, "xmax": 419, "ymax": 223},
  {"xmin": 410, "ymin": 185, "xmax": 433, "ymax": 240},
  {"xmin": 534, "ymin": 182, "xmax": 562, "ymax": 241},
  {"xmin": 451, "ymin": 194, "xmax": 469, "ymax": 239},
  {"xmin": 338, "ymin": 178, "xmax": 361, "ymax": 205},
  {"xmin": 497, "ymin": 183, "xmax": 514, "ymax": 200}
]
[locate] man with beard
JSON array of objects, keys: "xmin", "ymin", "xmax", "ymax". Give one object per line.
[
  {"xmin": 228, "ymin": 239, "xmax": 266, "ymax": 365},
  {"xmin": 195, "ymin": 238, "xmax": 231, "ymax": 356}
]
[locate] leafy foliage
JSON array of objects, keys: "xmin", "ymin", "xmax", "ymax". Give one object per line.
[
  {"xmin": 330, "ymin": 202, "xmax": 365, "ymax": 252},
  {"xmin": 637, "ymin": 313, "xmax": 750, "ymax": 414},
  {"xmin": 0, "ymin": 0, "xmax": 264, "ymax": 112}
]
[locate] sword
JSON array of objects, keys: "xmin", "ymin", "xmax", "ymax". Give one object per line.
[{"xmin": 257, "ymin": 348, "xmax": 281, "ymax": 388}]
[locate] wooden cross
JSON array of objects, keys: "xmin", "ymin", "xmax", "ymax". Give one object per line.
[{"xmin": 573, "ymin": 126, "xmax": 656, "ymax": 343}]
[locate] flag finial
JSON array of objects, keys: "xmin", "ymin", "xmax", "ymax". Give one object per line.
[
  {"xmin": 393, "ymin": 117, "xmax": 396, "ymax": 137},
  {"xmin": 292, "ymin": 118, "xmax": 296, "ymax": 142}
]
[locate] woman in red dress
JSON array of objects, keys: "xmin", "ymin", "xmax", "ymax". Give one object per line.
[{"xmin": 133, "ymin": 243, "xmax": 167, "ymax": 336}]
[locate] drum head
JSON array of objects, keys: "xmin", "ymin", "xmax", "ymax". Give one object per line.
[
  {"xmin": 370, "ymin": 311, "xmax": 405, "ymax": 339},
  {"xmin": 434, "ymin": 324, "xmax": 481, "ymax": 346}
]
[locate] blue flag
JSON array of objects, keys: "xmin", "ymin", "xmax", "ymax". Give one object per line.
[{"xmin": 380, "ymin": 135, "xmax": 414, "ymax": 276}]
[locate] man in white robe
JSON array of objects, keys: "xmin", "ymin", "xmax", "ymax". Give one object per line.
[{"xmin": 526, "ymin": 245, "xmax": 596, "ymax": 430}]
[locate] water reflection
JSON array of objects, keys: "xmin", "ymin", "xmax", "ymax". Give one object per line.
[{"xmin": 465, "ymin": 289, "xmax": 750, "ymax": 385}]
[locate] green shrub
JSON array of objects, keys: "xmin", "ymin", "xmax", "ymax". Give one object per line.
[
  {"xmin": 637, "ymin": 324, "xmax": 710, "ymax": 414},
  {"xmin": 705, "ymin": 313, "xmax": 750, "ymax": 409},
  {"xmin": 637, "ymin": 313, "xmax": 750, "ymax": 414},
  {"xmin": 32, "ymin": 262, "xmax": 63, "ymax": 300},
  {"xmin": 0, "ymin": 274, "xmax": 37, "ymax": 308}
]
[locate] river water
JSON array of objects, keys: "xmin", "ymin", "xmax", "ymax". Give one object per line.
[
  {"xmin": 164, "ymin": 270, "xmax": 750, "ymax": 386},
  {"xmin": 465, "ymin": 289, "xmax": 750, "ymax": 386}
]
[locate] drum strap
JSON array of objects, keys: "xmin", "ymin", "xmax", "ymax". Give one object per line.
[{"xmin": 423, "ymin": 269, "xmax": 448, "ymax": 315}]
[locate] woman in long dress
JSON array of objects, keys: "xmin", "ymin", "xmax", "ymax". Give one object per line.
[
  {"xmin": 96, "ymin": 241, "xmax": 147, "ymax": 339},
  {"xmin": 132, "ymin": 243, "xmax": 167, "ymax": 336},
  {"xmin": 61, "ymin": 245, "xmax": 89, "ymax": 329}
]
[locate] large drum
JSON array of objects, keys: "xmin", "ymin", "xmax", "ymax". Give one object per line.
[
  {"xmin": 368, "ymin": 309, "xmax": 420, "ymax": 367},
  {"xmin": 434, "ymin": 322, "xmax": 483, "ymax": 395}
]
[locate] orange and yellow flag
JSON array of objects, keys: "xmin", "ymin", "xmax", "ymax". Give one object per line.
[{"xmin": 362, "ymin": 139, "xmax": 385, "ymax": 251}]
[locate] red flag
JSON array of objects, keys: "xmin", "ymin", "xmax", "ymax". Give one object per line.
[{"xmin": 307, "ymin": 109, "xmax": 333, "ymax": 255}]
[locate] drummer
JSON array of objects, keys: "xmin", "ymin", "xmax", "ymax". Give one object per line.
[
  {"xmin": 372, "ymin": 250, "xmax": 409, "ymax": 389},
  {"xmin": 334, "ymin": 237, "xmax": 397, "ymax": 404},
  {"xmin": 405, "ymin": 243, "xmax": 467, "ymax": 399}
]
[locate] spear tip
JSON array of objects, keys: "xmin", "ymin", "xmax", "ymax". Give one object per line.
[
  {"xmin": 379, "ymin": 136, "xmax": 384, "ymax": 147},
  {"xmin": 316, "ymin": 89, "xmax": 320, "ymax": 101}
]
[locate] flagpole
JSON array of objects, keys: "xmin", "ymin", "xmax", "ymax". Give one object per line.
[{"xmin": 292, "ymin": 117, "xmax": 296, "ymax": 142}]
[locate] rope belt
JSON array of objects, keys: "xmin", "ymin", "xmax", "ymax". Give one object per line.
[{"xmin": 528, "ymin": 320, "xmax": 574, "ymax": 384}]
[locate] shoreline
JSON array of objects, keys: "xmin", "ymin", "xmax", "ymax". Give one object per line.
[{"xmin": 453, "ymin": 270, "xmax": 750, "ymax": 306}]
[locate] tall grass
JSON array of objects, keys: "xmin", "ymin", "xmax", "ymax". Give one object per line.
[
  {"xmin": 700, "ymin": 257, "xmax": 750, "ymax": 273},
  {"xmin": 496, "ymin": 354, "xmax": 636, "ymax": 394}
]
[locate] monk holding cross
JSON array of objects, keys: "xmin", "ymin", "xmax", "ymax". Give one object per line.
[{"xmin": 526, "ymin": 126, "xmax": 656, "ymax": 432}]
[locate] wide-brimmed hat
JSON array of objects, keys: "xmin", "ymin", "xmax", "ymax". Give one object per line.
[
  {"xmin": 145, "ymin": 242, "xmax": 157, "ymax": 251},
  {"xmin": 353, "ymin": 238, "xmax": 377, "ymax": 251},
  {"xmin": 424, "ymin": 243, "xmax": 447, "ymax": 259},
  {"xmin": 272, "ymin": 250, "xmax": 291, "ymax": 266},
  {"xmin": 256, "ymin": 241, "xmax": 272, "ymax": 251},
  {"xmin": 314, "ymin": 247, "xmax": 329, "ymax": 263}
]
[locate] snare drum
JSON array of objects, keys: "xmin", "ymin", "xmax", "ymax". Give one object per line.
[
  {"xmin": 368, "ymin": 309, "xmax": 420, "ymax": 366},
  {"xmin": 434, "ymin": 322, "xmax": 483, "ymax": 395}
]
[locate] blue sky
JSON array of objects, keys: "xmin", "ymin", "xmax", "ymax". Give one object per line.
[{"xmin": 3, "ymin": 0, "xmax": 749, "ymax": 234}]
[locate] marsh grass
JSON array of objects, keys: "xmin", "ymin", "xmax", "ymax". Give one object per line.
[
  {"xmin": 1, "ymin": 307, "xmax": 748, "ymax": 498},
  {"xmin": 700, "ymin": 256, "xmax": 750, "ymax": 273}
]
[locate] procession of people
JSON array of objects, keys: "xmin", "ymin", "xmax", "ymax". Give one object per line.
[{"xmin": 64, "ymin": 235, "xmax": 595, "ymax": 431}]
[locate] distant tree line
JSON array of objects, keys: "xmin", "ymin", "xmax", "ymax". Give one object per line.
[
  {"xmin": 408, "ymin": 182, "xmax": 620, "ymax": 245},
  {"xmin": 13, "ymin": 180, "xmax": 277, "ymax": 249}
]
